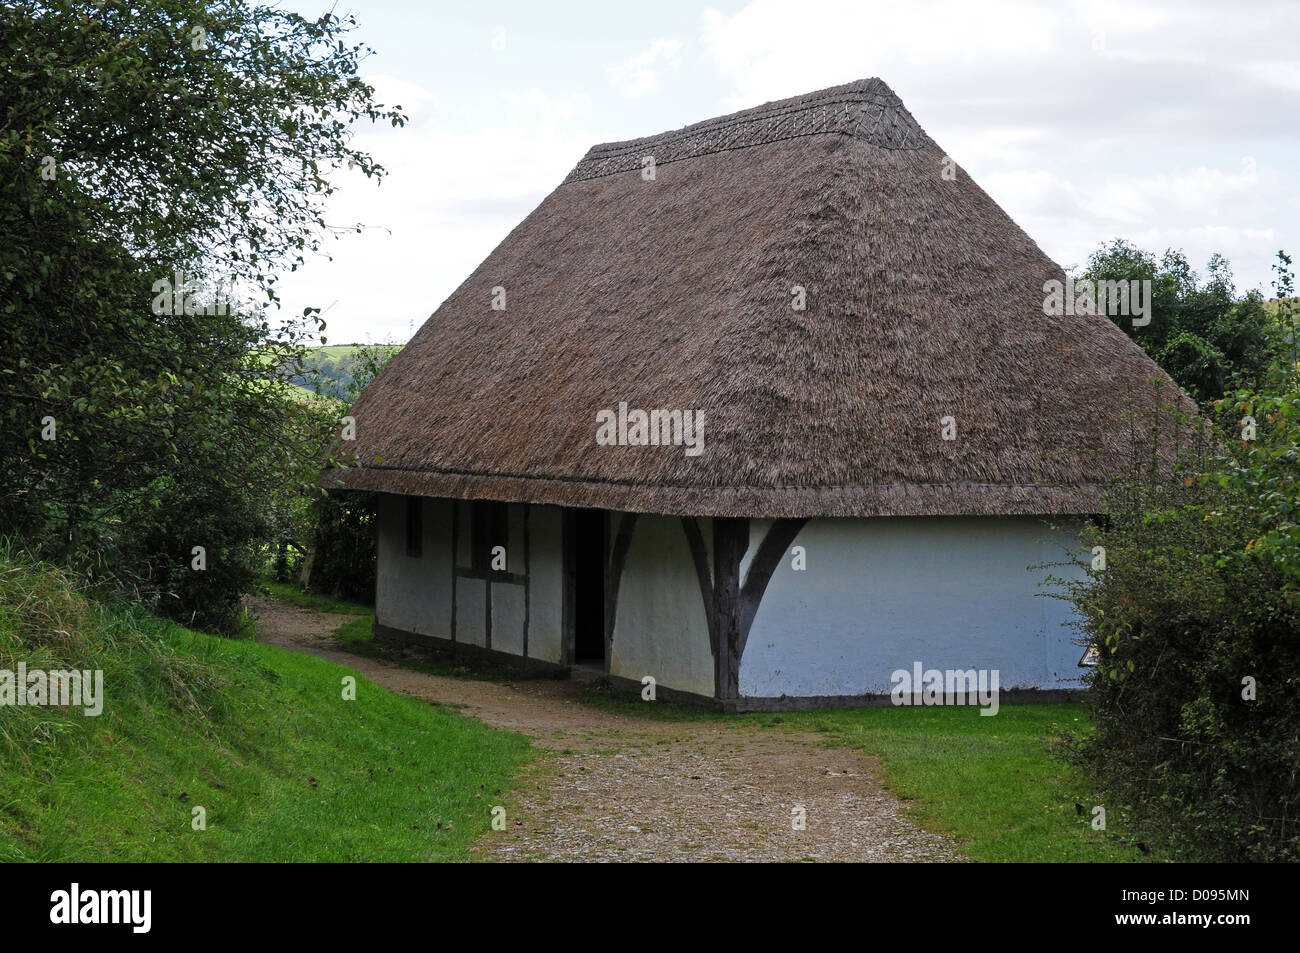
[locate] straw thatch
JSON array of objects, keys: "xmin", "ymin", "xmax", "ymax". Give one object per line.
[{"xmin": 330, "ymin": 78, "xmax": 1196, "ymax": 518}]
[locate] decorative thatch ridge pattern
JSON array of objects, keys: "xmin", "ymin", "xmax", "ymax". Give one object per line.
[
  {"xmin": 331, "ymin": 78, "xmax": 1196, "ymax": 518},
  {"xmin": 563, "ymin": 79, "xmax": 924, "ymax": 184}
]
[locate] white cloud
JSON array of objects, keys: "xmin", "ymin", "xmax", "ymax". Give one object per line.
[
  {"xmin": 979, "ymin": 161, "xmax": 1284, "ymax": 291},
  {"xmin": 608, "ymin": 38, "xmax": 683, "ymax": 96},
  {"xmin": 273, "ymin": 79, "xmax": 597, "ymax": 344},
  {"xmin": 696, "ymin": 0, "xmax": 1298, "ymax": 292},
  {"xmin": 697, "ymin": 0, "xmax": 1299, "ymax": 142},
  {"xmin": 363, "ymin": 74, "xmax": 440, "ymax": 129},
  {"xmin": 1245, "ymin": 60, "xmax": 1300, "ymax": 92},
  {"xmin": 1075, "ymin": 164, "xmax": 1265, "ymax": 226}
]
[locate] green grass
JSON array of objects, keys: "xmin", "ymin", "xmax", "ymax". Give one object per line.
[
  {"xmin": 333, "ymin": 615, "xmax": 374, "ymax": 645},
  {"xmin": 778, "ymin": 704, "xmax": 1155, "ymax": 863},
  {"xmin": 256, "ymin": 578, "xmax": 371, "ymax": 615},
  {"xmin": 308, "ymin": 344, "xmax": 400, "ymax": 360},
  {"xmin": 312, "ymin": 605, "xmax": 562, "ymax": 684},
  {"xmin": 333, "ymin": 633, "xmax": 565, "ymax": 683},
  {"xmin": 11, "ymin": 551, "xmax": 1152, "ymax": 863},
  {"xmin": 0, "ymin": 557, "xmax": 532, "ymax": 861}
]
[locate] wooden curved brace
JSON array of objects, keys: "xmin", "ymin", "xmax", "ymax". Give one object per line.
[
  {"xmin": 737, "ymin": 518, "xmax": 807, "ymax": 662},
  {"xmin": 604, "ymin": 512, "xmax": 638, "ymax": 657},
  {"xmin": 680, "ymin": 516, "xmax": 716, "ymax": 656},
  {"xmin": 677, "ymin": 516, "xmax": 808, "ymax": 700}
]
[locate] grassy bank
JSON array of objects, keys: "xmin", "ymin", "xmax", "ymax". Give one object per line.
[{"xmin": 0, "ymin": 557, "xmax": 532, "ymax": 861}]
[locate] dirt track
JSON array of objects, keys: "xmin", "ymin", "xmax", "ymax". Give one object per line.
[{"xmin": 247, "ymin": 596, "xmax": 961, "ymax": 862}]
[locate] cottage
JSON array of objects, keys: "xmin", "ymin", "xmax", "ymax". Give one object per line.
[{"xmin": 328, "ymin": 78, "xmax": 1192, "ymax": 711}]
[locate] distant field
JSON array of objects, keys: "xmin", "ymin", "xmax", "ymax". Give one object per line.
[
  {"xmin": 308, "ymin": 343, "xmax": 401, "ymax": 359},
  {"xmin": 285, "ymin": 343, "xmax": 403, "ymax": 398}
]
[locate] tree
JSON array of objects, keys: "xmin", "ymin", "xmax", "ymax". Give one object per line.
[
  {"xmin": 1079, "ymin": 240, "xmax": 1273, "ymax": 402},
  {"xmin": 1066, "ymin": 253, "xmax": 1299, "ymax": 861},
  {"xmin": 300, "ymin": 342, "xmax": 401, "ymax": 600},
  {"xmin": 0, "ymin": 0, "xmax": 404, "ymax": 630}
]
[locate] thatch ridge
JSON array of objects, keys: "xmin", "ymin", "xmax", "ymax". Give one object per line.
[{"xmin": 564, "ymin": 78, "xmax": 924, "ymax": 184}]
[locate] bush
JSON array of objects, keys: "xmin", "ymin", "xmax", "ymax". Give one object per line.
[
  {"xmin": 295, "ymin": 343, "xmax": 397, "ymax": 604},
  {"xmin": 1070, "ymin": 392, "xmax": 1300, "ymax": 861},
  {"xmin": 0, "ymin": 0, "xmax": 400, "ymax": 635},
  {"xmin": 304, "ymin": 491, "xmax": 376, "ymax": 605}
]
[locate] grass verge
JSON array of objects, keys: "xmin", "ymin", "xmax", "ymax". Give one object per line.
[
  {"xmin": 782, "ymin": 704, "xmax": 1155, "ymax": 862},
  {"xmin": 319, "ymin": 610, "xmax": 561, "ymax": 684},
  {"xmin": 332, "ymin": 615, "xmax": 374, "ymax": 645},
  {"xmin": 1, "ymin": 557, "xmax": 532, "ymax": 861}
]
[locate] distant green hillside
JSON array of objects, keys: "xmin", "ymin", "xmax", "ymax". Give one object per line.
[{"xmin": 286, "ymin": 343, "xmax": 401, "ymax": 399}]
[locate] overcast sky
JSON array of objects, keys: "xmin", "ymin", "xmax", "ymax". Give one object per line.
[{"xmin": 273, "ymin": 0, "xmax": 1300, "ymax": 345}]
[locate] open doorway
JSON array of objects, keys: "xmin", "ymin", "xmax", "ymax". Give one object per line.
[{"xmin": 572, "ymin": 508, "xmax": 606, "ymax": 666}]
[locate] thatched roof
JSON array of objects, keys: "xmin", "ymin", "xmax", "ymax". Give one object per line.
[{"xmin": 330, "ymin": 78, "xmax": 1196, "ymax": 518}]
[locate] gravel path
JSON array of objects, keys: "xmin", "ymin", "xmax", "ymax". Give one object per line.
[{"xmin": 247, "ymin": 596, "xmax": 962, "ymax": 863}]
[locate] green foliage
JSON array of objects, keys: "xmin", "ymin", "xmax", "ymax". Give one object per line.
[
  {"xmin": 1159, "ymin": 331, "xmax": 1228, "ymax": 403},
  {"xmin": 332, "ymin": 615, "xmax": 374, "ymax": 645},
  {"xmin": 285, "ymin": 343, "xmax": 402, "ymax": 399},
  {"xmin": 1068, "ymin": 256, "xmax": 1300, "ymax": 859},
  {"xmin": 1080, "ymin": 241, "xmax": 1274, "ymax": 402},
  {"xmin": 0, "ymin": 0, "xmax": 404, "ymax": 631},
  {"xmin": 257, "ymin": 578, "xmax": 370, "ymax": 616},
  {"xmin": 1213, "ymin": 390, "xmax": 1300, "ymax": 589},
  {"xmin": 304, "ymin": 490, "xmax": 377, "ymax": 603},
  {"xmin": 298, "ymin": 342, "xmax": 400, "ymax": 603},
  {"xmin": 0, "ymin": 553, "xmax": 533, "ymax": 861}
]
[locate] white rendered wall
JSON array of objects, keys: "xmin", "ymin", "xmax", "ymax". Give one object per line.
[
  {"xmin": 456, "ymin": 578, "xmax": 487, "ymax": 647},
  {"xmin": 375, "ymin": 494, "xmax": 453, "ymax": 638},
  {"xmin": 527, "ymin": 506, "xmax": 565, "ymax": 663},
  {"xmin": 610, "ymin": 514, "xmax": 715, "ymax": 697},
  {"xmin": 738, "ymin": 517, "xmax": 1086, "ymax": 698},
  {"xmin": 377, "ymin": 495, "xmax": 567, "ymax": 663},
  {"xmin": 492, "ymin": 584, "xmax": 526, "ymax": 655}
]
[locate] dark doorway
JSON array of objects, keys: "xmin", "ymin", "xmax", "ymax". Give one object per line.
[{"xmin": 572, "ymin": 509, "xmax": 606, "ymax": 665}]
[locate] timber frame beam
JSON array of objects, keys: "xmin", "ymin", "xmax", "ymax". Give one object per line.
[{"xmin": 683, "ymin": 516, "xmax": 808, "ymax": 701}]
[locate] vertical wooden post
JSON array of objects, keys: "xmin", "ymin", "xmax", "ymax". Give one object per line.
[
  {"xmin": 561, "ymin": 508, "xmax": 575, "ymax": 665},
  {"xmin": 712, "ymin": 517, "xmax": 746, "ymax": 701}
]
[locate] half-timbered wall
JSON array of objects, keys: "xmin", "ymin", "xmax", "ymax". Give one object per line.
[
  {"xmin": 375, "ymin": 494, "xmax": 568, "ymax": 663},
  {"xmin": 376, "ymin": 497, "xmax": 1088, "ymax": 705}
]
